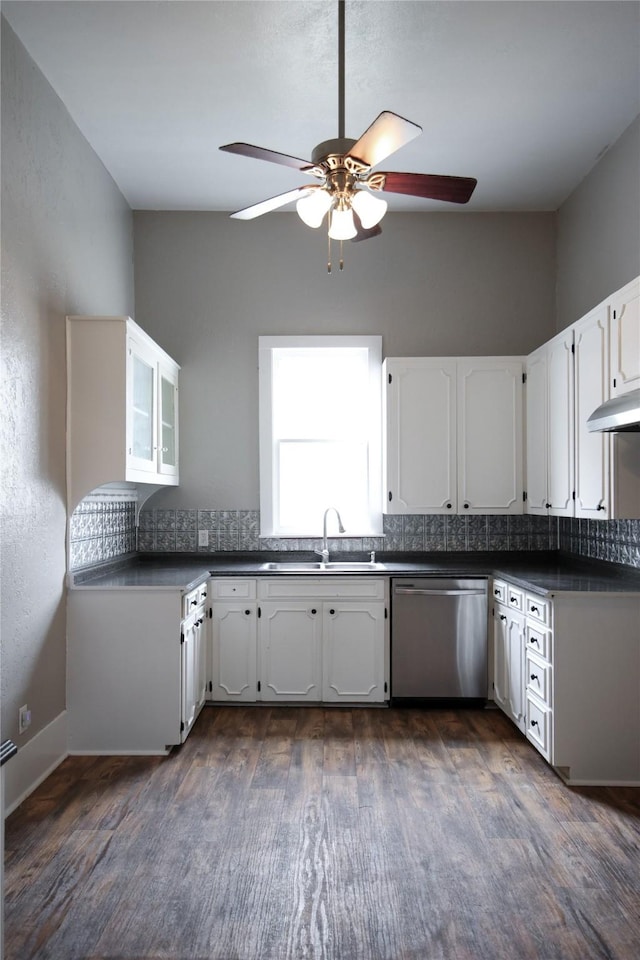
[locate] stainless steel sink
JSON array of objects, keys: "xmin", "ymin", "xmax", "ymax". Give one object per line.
[{"xmin": 260, "ymin": 561, "xmax": 385, "ymax": 572}]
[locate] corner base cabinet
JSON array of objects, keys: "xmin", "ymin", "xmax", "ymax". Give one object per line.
[
  {"xmin": 67, "ymin": 582, "xmax": 207, "ymax": 754},
  {"xmin": 493, "ymin": 578, "xmax": 640, "ymax": 785}
]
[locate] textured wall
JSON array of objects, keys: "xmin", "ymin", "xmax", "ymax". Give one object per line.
[
  {"xmin": 134, "ymin": 210, "xmax": 556, "ymax": 511},
  {"xmin": 0, "ymin": 20, "xmax": 134, "ymax": 745},
  {"xmin": 557, "ymin": 114, "xmax": 640, "ymax": 327}
]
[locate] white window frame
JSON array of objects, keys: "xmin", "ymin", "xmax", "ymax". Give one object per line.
[{"xmin": 259, "ymin": 335, "xmax": 383, "ymax": 538}]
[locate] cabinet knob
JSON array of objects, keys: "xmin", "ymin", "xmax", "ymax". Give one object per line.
[
  {"xmin": 191, "ymin": 599, "xmax": 197, "ymax": 606},
  {"xmin": 311, "ymin": 608, "xmax": 317, "ymax": 615},
  {"xmin": 530, "ymin": 674, "xmax": 538, "ymax": 681},
  {"xmin": 531, "ymin": 636, "xmax": 539, "ymax": 645},
  {"xmin": 530, "ymin": 719, "xmax": 539, "ymax": 728},
  {"xmin": 510, "ymin": 596, "xmax": 517, "ymax": 604},
  {"xmin": 446, "ymin": 503, "xmax": 452, "ymax": 509},
  {"xmin": 463, "ymin": 503, "xmax": 469, "ymax": 509},
  {"xmin": 596, "ymin": 504, "xmax": 605, "ymax": 512},
  {"xmin": 530, "ymin": 605, "xmax": 539, "ymax": 613},
  {"xmin": 329, "ymin": 608, "xmax": 335, "ymax": 615},
  {"xmin": 545, "ymin": 503, "xmax": 552, "ymax": 509},
  {"xmin": 500, "ymin": 614, "xmax": 507, "ymax": 621},
  {"xmin": 494, "ymin": 588, "xmax": 500, "ymax": 596},
  {"xmin": 244, "ymin": 609, "xmax": 251, "ymax": 616}
]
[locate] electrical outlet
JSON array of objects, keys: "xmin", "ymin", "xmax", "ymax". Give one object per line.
[
  {"xmin": 198, "ymin": 530, "xmax": 209, "ymax": 547},
  {"xmin": 18, "ymin": 704, "xmax": 31, "ymax": 734}
]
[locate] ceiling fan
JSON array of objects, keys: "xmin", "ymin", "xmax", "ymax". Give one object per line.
[{"xmin": 220, "ymin": 1, "xmax": 477, "ymax": 270}]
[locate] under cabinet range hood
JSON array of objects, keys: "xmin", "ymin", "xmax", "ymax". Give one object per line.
[{"xmin": 587, "ymin": 388, "xmax": 640, "ymax": 433}]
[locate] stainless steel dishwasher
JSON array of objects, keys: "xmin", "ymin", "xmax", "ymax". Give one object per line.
[{"xmin": 391, "ymin": 578, "xmax": 488, "ymax": 703}]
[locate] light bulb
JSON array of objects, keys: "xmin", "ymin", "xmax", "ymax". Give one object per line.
[
  {"xmin": 328, "ymin": 206, "xmax": 357, "ymax": 241},
  {"xmin": 296, "ymin": 189, "xmax": 333, "ymax": 228},
  {"xmin": 351, "ymin": 189, "xmax": 388, "ymax": 228}
]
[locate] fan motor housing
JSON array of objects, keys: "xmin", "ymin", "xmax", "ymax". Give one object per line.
[{"xmin": 311, "ymin": 137, "xmax": 357, "ymax": 167}]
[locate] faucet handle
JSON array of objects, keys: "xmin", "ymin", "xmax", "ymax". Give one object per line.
[{"xmin": 370, "ymin": 550, "xmax": 376, "ymax": 563}]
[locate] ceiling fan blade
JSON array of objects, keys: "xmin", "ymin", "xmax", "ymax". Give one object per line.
[
  {"xmin": 220, "ymin": 142, "xmax": 315, "ymax": 172},
  {"xmin": 379, "ymin": 172, "xmax": 477, "ymax": 204},
  {"xmin": 231, "ymin": 187, "xmax": 314, "ymax": 220},
  {"xmin": 346, "ymin": 111, "xmax": 422, "ymax": 169},
  {"xmin": 351, "ymin": 211, "xmax": 382, "ymax": 242}
]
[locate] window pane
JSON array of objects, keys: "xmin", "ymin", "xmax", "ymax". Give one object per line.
[{"xmin": 277, "ymin": 440, "xmax": 369, "ymax": 533}]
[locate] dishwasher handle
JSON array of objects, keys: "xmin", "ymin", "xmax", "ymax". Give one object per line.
[{"xmin": 394, "ymin": 586, "xmax": 486, "ymax": 597}]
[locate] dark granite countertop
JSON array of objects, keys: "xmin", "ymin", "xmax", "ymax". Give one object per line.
[{"xmin": 69, "ymin": 551, "xmax": 640, "ymax": 597}]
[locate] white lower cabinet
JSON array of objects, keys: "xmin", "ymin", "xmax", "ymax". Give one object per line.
[
  {"xmin": 492, "ymin": 582, "xmax": 525, "ymax": 733},
  {"xmin": 209, "ymin": 577, "xmax": 389, "ymax": 704},
  {"xmin": 67, "ymin": 582, "xmax": 208, "ymax": 754},
  {"xmin": 494, "ymin": 578, "xmax": 640, "ymax": 785}
]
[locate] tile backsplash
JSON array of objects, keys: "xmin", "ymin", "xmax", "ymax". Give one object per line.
[
  {"xmin": 68, "ymin": 501, "xmax": 640, "ymax": 571},
  {"xmin": 137, "ymin": 509, "xmax": 560, "ymax": 555},
  {"xmin": 69, "ymin": 491, "xmax": 137, "ymax": 570}
]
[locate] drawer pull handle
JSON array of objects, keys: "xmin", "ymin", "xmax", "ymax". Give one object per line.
[
  {"xmin": 531, "ymin": 636, "xmax": 539, "ymax": 645},
  {"xmin": 530, "ymin": 719, "xmax": 539, "ymax": 728},
  {"xmin": 530, "ymin": 674, "xmax": 538, "ymax": 681}
]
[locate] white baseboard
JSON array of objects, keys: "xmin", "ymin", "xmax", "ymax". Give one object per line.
[{"xmin": 4, "ymin": 712, "xmax": 68, "ymax": 817}]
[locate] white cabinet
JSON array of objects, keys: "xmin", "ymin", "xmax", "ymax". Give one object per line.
[
  {"xmin": 525, "ymin": 329, "xmax": 574, "ymax": 516},
  {"xmin": 610, "ymin": 276, "xmax": 640, "ymax": 397},
  {"xmin": 259, "ymin": 601, "xmax": 323, "ymax": 701},
  {"xmin": 498, "ymin": 578, "xmax": 640, "ymax": 786},
  {"xmin": 209, "ymin": 579, "xmax": 258, "ymax": 701},
  {"xmin": 255, "ymin": 578, "xmax": 388, "ymax": 704},
  {"xmin": 573, "ymin": 297, "xmax": 640, "ymax": 520},
  {"xmin": 323, "ymin": 601, "xmax": 386, "ymax": 702},
  {"xmin": 67, "ymin": 581, "xmax": 207, "ymax": 754},
  {"xmin": 384, "ymin": 357, "xmax": 524, "ymax": 514},
  {"xmin": 492, "ymin": 580, "xmax": 525, "ymax": 733},
  {"xmin": 66, "ymin": 315, "xmax": 179, "ymax": 511}
]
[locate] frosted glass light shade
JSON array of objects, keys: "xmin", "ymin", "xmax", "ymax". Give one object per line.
[
  {"xmin": 351, "ymin": 189, "xmax": 388, "ymax": 228},
  {"xmin": 328, "ymin": 207, "xmax": 357, "ymax": 240},
  {"xmin": 296, "ymin": 189, "xmax": 333, "ymax": 228}
]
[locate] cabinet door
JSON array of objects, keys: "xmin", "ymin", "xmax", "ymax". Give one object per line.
[
  {"xmin": 492, "ymin": 607, "xmax": 509, "ymax": 713},
  {"xmin": 506, "ymin": 610, "xmax": 526, "ymax": 733},
  {"xmin": 158, "ymin": 362, "xmax": 179, "ymax": 478},
  {"xmin": 127, "ymin": 335, "xmax": 158, "ymax": 475},
  {"xmin": 384, "ymin": 358, "xmax": 457, "ymax": 513},
  {"xmin": 211, "ymin": 603, "xmax": 257, "ymax": 701},
  {"xmin": 323, "ymin": 601, "xmax": 386, "ymax": 703},
  {"xmin": 259, "ymin": 602, "xmax": 322, "ymax": 701},
  {"xmin": 181, "ymin": 613, "xmax": 199, "ymax": 742},
  {"xmin": 610, "ymin": 277, "xmax": 640, "ymax": 397},
  {"xmin": 525, "ymin": 346, "xmax": 548, "ymax": 514},
  {"xmin": 546, "ymin": 329, "xmax": 575, "ymax": 516},
  {"xmin": 457, "ymin": 359, "xmax": 523, "ymax": 514},
  {"xmin": 574, "ymin": 306, "xmax": 610, "ymax": 518}
]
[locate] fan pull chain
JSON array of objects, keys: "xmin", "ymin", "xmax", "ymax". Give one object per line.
[
  {"xmin": 339, "ymin": 239, "xmax": 344, "ymax": 271},
  {"xmin": 327, "ymin": 231, "xmax": 332, "ymax": 273}
]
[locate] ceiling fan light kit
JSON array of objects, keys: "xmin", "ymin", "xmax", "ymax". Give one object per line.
[{"xmin": 220, "ymin": 1, "xmax": 477, "ymax": 270}]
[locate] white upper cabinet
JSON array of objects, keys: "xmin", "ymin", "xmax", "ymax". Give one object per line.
[
  {"xmin": 66, "ymin": 315, "xmax": 179, "ymax": 510},
  {"xmin": 609, "ymin": 277, "xmax": 640, "ymax": 397},
  {"xmin": 384, "ymin": 357, "xmax": 524, "ymax": 514},
  {"xmin": 525, "ymin": 329, "xmax": 574, "ymax": 517},
  {"xmin": 457, "ymin": 358, "xmax": 524, "ymax": 514},
  {"xmin": 383, "ymin": 358, "xmax": 457, "ymax": 513},
  {"xmin": 574, "ymin": 305, "xmax": 610, "ymax": 518}
]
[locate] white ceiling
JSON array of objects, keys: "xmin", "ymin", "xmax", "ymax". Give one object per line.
[{"xmin": 3, "ymin": 1, "xmax": 640, "ymax": 213}]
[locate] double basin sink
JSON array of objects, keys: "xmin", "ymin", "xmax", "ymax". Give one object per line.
[{"xmin": 261, "ymin": 561, "xmax": 386, "ymax": 572}]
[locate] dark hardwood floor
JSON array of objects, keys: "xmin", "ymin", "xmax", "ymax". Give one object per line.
[{"xmin": 4, "ymin": 706, "xmax": 640, "ymax": 960}]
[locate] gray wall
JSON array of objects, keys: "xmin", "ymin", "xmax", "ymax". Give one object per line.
[
  {"xmin": 0, "ymin": 20, "xmax": 134, "ymax": 745},
  {"xmin": 557, "ymin": 114, "xmax": 640, "ymax": 327},
  {"xmin": 134, "ymin": 210, "xmax": 556, "ymax": 510}
]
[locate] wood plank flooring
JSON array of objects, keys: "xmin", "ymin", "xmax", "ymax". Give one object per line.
[{"xmin": 4, "ymin": 706, "xmax": 640, "ymax": 960}]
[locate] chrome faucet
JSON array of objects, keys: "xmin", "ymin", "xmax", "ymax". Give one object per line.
[{"xmin": 315, "ymin": 507, "xmax": 345, "ymax": 564}]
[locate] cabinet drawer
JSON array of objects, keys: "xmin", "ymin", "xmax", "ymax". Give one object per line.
[
  {"xmin": 183, "ymin": 583, "xmax": 208, "ymax": 618},
  {"xmin": 526, "ymin": 695, "xmax": 552, "ymax": 761},
  {"xmin": 210, "ymin": 578, "xmax": 257, "ymax": 600},
  {"xmin": 525, "ymin": 593, "xmax": 551, "ymax": 627},
  {"xmin": 525, "ymin": 651, "xmax": 552, "ymax": 707},
  {"xmin": 258, "ymin": 577, "xmax": 386, "ymax": 601},
  {"xmin": 492, "ymin": 579, "xmax": 507, "ymax": 604},
  {"xmin": 505, "ymin": 585, "xmax": 524, "ymax": 612},
  {"xmin": 526, "ymin": 623, "xmax": 552, "ymax": 662}
]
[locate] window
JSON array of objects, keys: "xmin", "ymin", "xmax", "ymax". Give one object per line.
[{"xmin": 259, "ymin": 336, "xmax": 383, "ymax": 537}]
